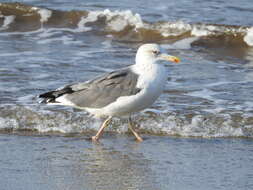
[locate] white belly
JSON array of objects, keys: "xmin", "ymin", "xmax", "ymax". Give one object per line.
[{"xmin": 89, "ymin": 64, "xmax": 167, "ymax": 117}]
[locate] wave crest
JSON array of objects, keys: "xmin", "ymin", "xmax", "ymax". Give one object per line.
[
  {"xmin": 0, "ymin": 2, "xmax": 252, "ymax": 47},
  {"xmin": 0, "ymin": 105, "xmax": 252, "ymax": 138}
]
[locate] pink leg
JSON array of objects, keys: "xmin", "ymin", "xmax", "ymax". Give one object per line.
[
  {"xmin": 128, "ymin": 117, "xmax": 143, "ymax": 142},
  {"xmin": 92, "ymin": 116, "xmax": 112, "ymax": 142}
]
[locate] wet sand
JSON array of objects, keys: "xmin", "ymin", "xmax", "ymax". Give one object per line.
[{"xmin": 1, "ymin": 133, "xmax": 253, "ymax": 190}]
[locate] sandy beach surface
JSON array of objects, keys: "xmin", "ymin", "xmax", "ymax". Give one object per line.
[{"xmin": 1, "ymin": 133, "xmax": 253, "ymax": 190}]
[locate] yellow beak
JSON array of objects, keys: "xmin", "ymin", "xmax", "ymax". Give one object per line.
[{"xmin": 159, "ymin": 54, "xmax": 180, "ymax": 63}]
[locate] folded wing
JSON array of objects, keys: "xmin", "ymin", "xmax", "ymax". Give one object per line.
[{"xmin": 39, "ymin": 67, "xmax": 141, "ymax": 109}]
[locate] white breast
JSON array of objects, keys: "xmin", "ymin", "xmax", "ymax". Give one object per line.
[{"xmin": 132, "ymin": 63, "xmax": 167, "ymax": 109}]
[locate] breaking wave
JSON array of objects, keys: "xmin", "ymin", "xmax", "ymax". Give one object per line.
[
  {"xmin": 0, "ymin": 105, "xmax": 252, "ymax": 138},
  {"xmin": 0, "ymin": 2, "xmax": 253, "ymax": 47},
  {"xmin": 1, "ymin": 3, "xmax": 253, "ymax": 139}
]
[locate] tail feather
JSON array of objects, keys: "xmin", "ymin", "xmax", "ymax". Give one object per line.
[{"xmin": 39, "ymin": 87, "xmax": 74, "ymax": 104}]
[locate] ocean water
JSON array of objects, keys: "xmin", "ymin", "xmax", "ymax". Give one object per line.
[{"xmin": 0, "ymin": 0, "xmax": 253, "ymax": 189}]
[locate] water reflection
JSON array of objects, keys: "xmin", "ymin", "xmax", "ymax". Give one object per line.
[{"xmin": 39, "ymin": 137, "xmax": 158, "ymax": 190}]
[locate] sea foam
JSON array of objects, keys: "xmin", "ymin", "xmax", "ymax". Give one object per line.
[
  {"xmin": 244, "ymin": 27, "xmax": 253, "ymax": 46},
  {"xmin": 0, "ymin": 105, "xmax": 252, "ymax": 138},
  {"xmin": 77, "ymin": 9, "xmax": 144, "ymax": 32},
  {"xmin": 37, "ymin": 8, "xmax": 52, "ymax": 23},
  {"xmin": 0, "ymin": 13, "xmax": 15, "ymax": 30}
]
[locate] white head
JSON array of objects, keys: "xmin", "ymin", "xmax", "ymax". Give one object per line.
[{"xmin": 135, "ymin": 43, "xmax": 180, "ymax": 65}]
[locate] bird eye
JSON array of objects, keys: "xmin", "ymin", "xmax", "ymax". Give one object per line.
[{"xmin": 152, "ymin": 50, "xmax": 159, "ymax": 55}]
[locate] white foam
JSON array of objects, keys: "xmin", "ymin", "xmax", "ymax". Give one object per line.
[
  {"xmin": 37, "ymin": 8, "xmax": 52, "ymax": 23},
  {"xmin": 0, "ymin": 117, "xmax": 19, "ymax": 130},
  {"xmin": 107, "ymin": 17, "xmax": 128, "ymax": 32},
  {"xmin": 159, "ymin": 21, "xmax": 191, "ymax": 37},
  {"xmin": 191, "ymin": 26, "xmax": 212, "ymax": 37},
  {"xmin": 0, "ymin": 13, "xmax": 15, "ymax": 30},
  {"xmin": 77, "ymin": 12, "xmax": 100, "ymax": 32},
  {"xmin": 2, "ymin": 15, "xmax": 15, "ymax": 28},
  {"xmin": 0, "ymin": 104, "xmax": 252, "ymax": 138},
  {"xmin": 139, "ymin": 113, "xmax": 247, "ymax": 138},
  {"xmin": 244, "ymin": 27, "xmax": 253, "ymax": 46},
  {"xmin": 105, "ymin": 9, "xmax": 144, "ymax": 31},
  {"xmin": 77, "ymin": 9, "xmax": 144, "ymax": 32}
]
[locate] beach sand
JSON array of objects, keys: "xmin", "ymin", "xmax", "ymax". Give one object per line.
[{"xmin": 1, "ymin": 133, "xmax": 253, "ymax": 190}]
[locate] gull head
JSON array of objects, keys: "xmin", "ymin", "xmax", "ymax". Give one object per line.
[{"xmin": 135, "ymin": 43, "xmax": 180, "ymax": 65}]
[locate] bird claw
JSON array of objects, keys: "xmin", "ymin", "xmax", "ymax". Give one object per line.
[
  {"xmin": 91, "ymin": 136, "xmax": 100, "ymax": 143},
  {"xmin": 136, "ymin": 137, "xmax": 143, "ymax": 142}
]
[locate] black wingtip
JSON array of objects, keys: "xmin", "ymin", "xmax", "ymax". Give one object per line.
[
  {"xmin": 38, "ymin": 91, "xmax": 57, "ymax": 104},
  {"xmin": 39, "ymin": 91, "xmax": 55, "ymax": 99},
  {"xmin": 38, "ymin": 87, "xmax": 74, "ymax": 104}
]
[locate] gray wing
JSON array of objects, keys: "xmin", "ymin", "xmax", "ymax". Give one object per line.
[{"xmin": 39, "ymin": 67, "xmax": 141, "ymax": 108}]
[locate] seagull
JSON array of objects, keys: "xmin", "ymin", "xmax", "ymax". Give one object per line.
[{"xmin": 39, "ymin": 44, "xmax": 180, "ymax": 142}]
